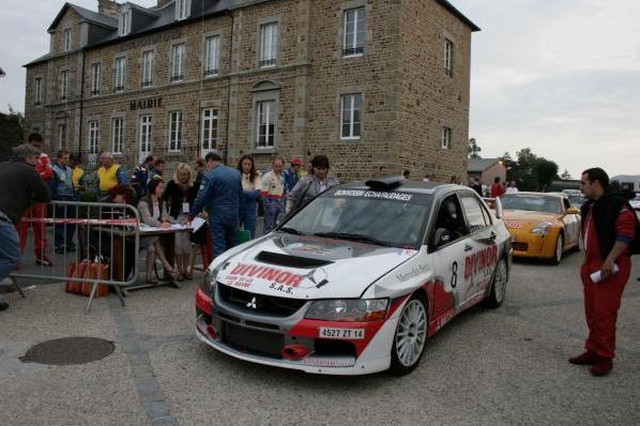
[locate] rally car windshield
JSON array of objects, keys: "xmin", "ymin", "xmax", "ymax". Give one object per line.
[{"xmin": 281, "ymin": 190, "xmax": 432, "ymax": 249}]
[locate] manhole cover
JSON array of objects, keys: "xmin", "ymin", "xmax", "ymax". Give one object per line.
[{"xmin": 20, "ymin": 337, "xmax": 115, "ymax": 365}]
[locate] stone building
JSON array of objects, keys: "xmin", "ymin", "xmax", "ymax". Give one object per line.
[{"xmin": 23, "ymin": 0, "xmax": 479, "ymax": 181}]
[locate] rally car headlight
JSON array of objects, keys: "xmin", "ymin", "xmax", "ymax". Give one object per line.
[
  {"xmin": 198, "ymin": 265, "xmax": 221, "ymax": 297},
  {"xmin": 531, "ymin": 221, "xmax": 553, "ymax": 235},
  {"xmin": 304, "ymin": 299, "xmax": 389, "ymax": 322}
]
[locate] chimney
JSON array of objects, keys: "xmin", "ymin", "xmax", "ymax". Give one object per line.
[{"xmin": 98, "ymin": 0, "xmax": 119, "ymax": 18}]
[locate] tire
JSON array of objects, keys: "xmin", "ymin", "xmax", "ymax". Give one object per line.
[
  {"xmin": 485, "ymin": 257, "xmax": 507, "ymax": 308},
  {"xmin": 389, "ymin": 294, "xmax": 428, "ymax": 375},
  {"xmin": 552, "ymin": 233, "xmax": 564, "ymax": 265}
]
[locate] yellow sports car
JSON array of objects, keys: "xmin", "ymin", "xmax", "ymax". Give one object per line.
[{"xmin": 500, "ymin": 192, "xmax": 581, "ymax": 264}]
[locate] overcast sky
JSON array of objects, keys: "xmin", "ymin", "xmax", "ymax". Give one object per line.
[{"xmin": 1, "ymin": 0, "xmax": 638, "ymax": 179}]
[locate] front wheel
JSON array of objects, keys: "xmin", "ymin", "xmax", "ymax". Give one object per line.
[
  {"xmin": 389, "ymin": 294, "xmax": 428, "ymax": 375},
  {"xmin": 553, "ymin": 233, "xmax": 564, "ymax": 265},
  {"xmin": 485, "ymin": 257, "xmax": 507, "ymax": 308}
]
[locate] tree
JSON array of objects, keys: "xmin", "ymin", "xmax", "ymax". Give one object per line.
[
  {"xmin": 0, "ymin": 107, "xmax": 24, "ymax": 161},
  {"xmin": 501, "ymin": 148, "xmax": 560, "ymax": 191},
  {"xmin": 560, "ymin": 169, "xmax": 572, "ymax": 180},
  {"xmin": 467, "ymin": 138, "xmax": 482, "ymax": 159}
]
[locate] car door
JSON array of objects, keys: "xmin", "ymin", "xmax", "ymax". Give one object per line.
[
  {"xmin": 458, "ymin": 190, "xmax": 501, "ymax": 303},
  {"xmin": 561, "ymin": 197, "xmax": 580, "ymax": 246},
  {"xmin": 427, "ymin": 193, "xmax": 474, "ymax": 322}
]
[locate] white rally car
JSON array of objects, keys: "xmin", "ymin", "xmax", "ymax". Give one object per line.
[{"xmin": 195, "ymin": 177, "xmax": 512, "ymax": 375}]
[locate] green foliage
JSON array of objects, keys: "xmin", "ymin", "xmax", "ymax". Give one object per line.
[
  {"xmin": 503, "ymin": 148, "xmax": 560, "ymax": 191},
  {"xmin": 0, "ymin": 109, "xmax": 24, "ymax": 161}
]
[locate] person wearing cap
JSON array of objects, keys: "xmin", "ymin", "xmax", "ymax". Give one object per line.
[
  {"xmin": 284, "ymin": 158, "xmax": 303, "ymax": 194},
  {"xmin": 0, "ymin": 144, "xmax": 52, "ymax": 311}
]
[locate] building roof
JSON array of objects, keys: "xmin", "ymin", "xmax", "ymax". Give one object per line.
[
  {"xmin": 437, "ymin": 0, "xmax": 480, "ymax": 32},
  {"xmin": 28, "ymin": 0, "xmax": 479, "ymax": 66},
  {"xmin": 467, "ymin": 158, "xmax": 502, "ymax": 173},
  {"xmin": 48, "ymin": 3, "xmax": 118, "ymax": 32}
]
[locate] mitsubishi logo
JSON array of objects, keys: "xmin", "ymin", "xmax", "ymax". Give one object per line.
[{"xmin": 246, "ymin": 297, "xmax": 257, "ymax": 309}]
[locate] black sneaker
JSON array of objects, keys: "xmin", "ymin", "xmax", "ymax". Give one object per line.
[
  {"xmin": 0, "ymin": 298, "xmax": 9, "ymax": 311},
  {"xmin": 55, "ymin": 246, "xmax": 66, "ymax": 254}
]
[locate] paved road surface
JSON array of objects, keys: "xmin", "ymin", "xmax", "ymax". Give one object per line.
[{"xmin": 1, "ymin": 249, "xmax": 639, "ymax": 425}]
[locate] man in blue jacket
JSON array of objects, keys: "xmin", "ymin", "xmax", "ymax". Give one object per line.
[{"xmin": 188, "ymin": 152, "xmax": 242, "ymax": 257}]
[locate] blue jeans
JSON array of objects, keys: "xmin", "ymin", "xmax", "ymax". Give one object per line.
[
  {"xmin": 239, "ymin": 200, "xmax": 258, "ymax": 239},
  {"xmin": 263, "ymin": 198, "xmax": 284, "ymax": 234},
  {"xmin": 209, "ymin": 218, "xmax": 239, "ymax": 258},
  {"xmin": 0, "ymin": 221, "xmax": 20, "ymax": 282}
]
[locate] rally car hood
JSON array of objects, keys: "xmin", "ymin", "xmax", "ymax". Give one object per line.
[{"xmin": 216, "ymin": 232, "xmax": 418, "ymax": 300}]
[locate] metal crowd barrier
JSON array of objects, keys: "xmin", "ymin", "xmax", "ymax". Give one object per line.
[{"xmin": 10, "ymin": 200, "xmax": 141, "ymax": 313}]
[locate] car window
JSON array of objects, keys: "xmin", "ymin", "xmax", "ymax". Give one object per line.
[
  {"xmin": 430, "ymin": 194, "xmax": 468, "ymax": 246},
  {"xmin": 502, "ymin": 195, "xmax": 562, "ymax": 214},
  {"xmin": 460, "ymin": 192, "xmax": 490, "ymax": 232},
  {"xmin": 563, "ymin": 198, "xmax": 571, "ymax": 211},
  {"xmin": 283, "ymin": 190, "xmax": 432, "ymax": 248}
]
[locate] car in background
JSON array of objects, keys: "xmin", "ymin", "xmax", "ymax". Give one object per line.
[
  {"xmin": 195, "ymin": 177, "xmax": 512, "ymax": 375},
  {"xmin": 561, "ymin": 189, "xmax": 587, "ymax": 209},
  {"xmin": 501, "ymin": 192, "xmax": 580, "ymax": 264}
]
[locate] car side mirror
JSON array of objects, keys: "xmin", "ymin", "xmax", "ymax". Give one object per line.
[{"xmin": 566, "ymin": 207, "xmax": 580, "ymax": 215}]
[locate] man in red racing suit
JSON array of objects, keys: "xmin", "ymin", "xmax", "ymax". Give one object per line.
[{"xmin": 570, "ymin": 167, "xmax": 636, "ymax": 376}]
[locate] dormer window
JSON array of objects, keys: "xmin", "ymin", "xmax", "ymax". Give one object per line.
[
  {"xmin": 176, "ymin": 0, "xmax": 191, "ymax": 21},
  {"xmin": 63, "ymin": 28, "xmax": 72, "ymax": 51},
  {"xmin": 119, "ymin": 10, "xmax": 131, "ymax": 36}
]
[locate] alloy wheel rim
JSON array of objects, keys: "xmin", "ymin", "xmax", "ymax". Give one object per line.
[
  {"xmin": 556, "ymin": 235, "xmax": 563, "ymax": 262},
  {"xmin": 494, "ymin": 260, "xmax": 507, "ymax": 302},
  {"xmin": 395, "ymin": 300, "xmax": 427, "ymax": 367}
]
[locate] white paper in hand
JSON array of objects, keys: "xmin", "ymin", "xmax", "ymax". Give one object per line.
[{"xmin": 191, "ymin": 216, "xmax": 206, "ymax": 233}]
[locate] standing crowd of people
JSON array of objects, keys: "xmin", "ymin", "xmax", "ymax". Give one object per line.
[{"xmin": 0, "ymin": 134, "xmax": 340, "ymax": 310}]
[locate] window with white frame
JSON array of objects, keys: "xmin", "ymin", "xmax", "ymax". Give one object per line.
[
  {"xmin": 112, "ymin": 117, "xmax": 124, "ymax": 155},
  {"xmin": 60, "ymin": 70, "xmax": 69, "ymax": 100},
  {"xmin": 168, "ymin": 111, "xmax": 183, "ymax": 152},
  {"xmin": 340, "ymin": 93, "xmax": 362, "ymax": 139},
  {"xmin": 201, "ymin": 108, "xmax": 218, "ymax": 154},
  {"xmin": 34, "ymin": 77, "xmax": 42, "ymax": 105},
  {"xmin": 119, "ymin": 10, "xmax": 131, "ymax": 36},
  {"xmin": 176, "ymin": 0, "xmax": 191, "ymax": 20},
  {"xmin": 142, "ymin": 50, "xmax": 154, "ymax": 87},
  {"xmin": 204, "ymin": 35, "xmax": 220, "ymax": 76},
  {"xmin": 171, "ymin": 43, "xmax": 186, "ymax": 81},
  {"xmin": 444, "ymin": 38, "xmax": 454, "ymax": 77},
  {"xmin": 57, "ymin": 123, "xmax": 66, "ymax": 150},
  {"xmin": 91, "ymin": 62, "xmax": 101, "ymax": 96},
  {"xmin": 343, "ymin": 7, "xmax": 365, "ymax": 57},
  {"xmin": 255, "ymin": 100, "xmax": 276, "ymax": 148},
  {"xmin": 88, "ymin": 120, "xmax": 100, "ymax": 154},
  {"xmin": 114, "ymin": 57, "xmax": 126, "ymax": 92},
  {"xmin": 441, "ymin": 126, "xmax": 451, "ymax": 149},
  {"xmin": 259, "ymin": 23, "xmax": 278, "ymax": 68},
  {"xmin": 63, "ymin": 28, "xmax": 72, "ymax": 51},
  {"xmin": 139, "ymin": 115, "xmax": 153, "ymax": 156}
]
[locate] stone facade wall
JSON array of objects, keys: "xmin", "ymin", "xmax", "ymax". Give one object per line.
[{"xmin": 24, "ymin": 0, "xmax": 475, "ymax": 182}]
